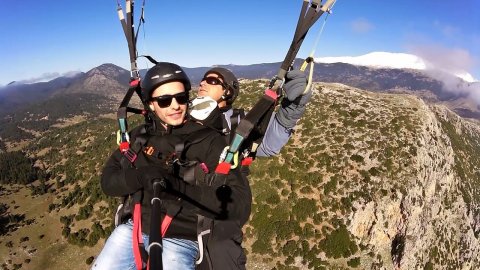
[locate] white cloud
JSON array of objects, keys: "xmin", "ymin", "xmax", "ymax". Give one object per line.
[
  {"xmin": 21, "ymin": 72, "xmax": 60, "ymax": 84},
  {"xmin": 316, "ymin": 52, "xmax": 426, "ymax": 69},
  {"xmin": 19, "ymin": 70, "xmax": 81, "ymax": 84},
  {"xmin": 408, "ymin": 45, "xmax": 474, "ymax": 78},
  {"xmin": 315, "ymin": 50, "xmax": 480, "ymax": 106},
  {"xmin": 350, "ymin": 18, "xmax": 374, "ymax": 34}
]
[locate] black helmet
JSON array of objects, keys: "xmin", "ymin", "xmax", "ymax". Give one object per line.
[
  {"xmin": 204, "ymin": 67, "xmax": 239, "ymax": 105},
  {"xmin": 141, "ymin": 62, "xmax": 191, "ymax": 102}
]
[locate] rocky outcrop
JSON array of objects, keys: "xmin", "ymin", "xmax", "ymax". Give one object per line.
[{"xmin": 246, "ymin": 81, "xmax": 480, "ymax": 269}]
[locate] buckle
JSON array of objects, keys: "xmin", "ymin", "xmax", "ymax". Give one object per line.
[{"xmin": 123, "ymin": 148, "xmax": 138, "ymax": 163}]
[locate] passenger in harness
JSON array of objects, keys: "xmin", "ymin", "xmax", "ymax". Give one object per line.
[
  {"xmin": 91, "ymin": 62, "xmax": 250, "ymax": 270},
  {"xmin": 196, "ymin": 68, "xmax": 311, "ymax": 269}
]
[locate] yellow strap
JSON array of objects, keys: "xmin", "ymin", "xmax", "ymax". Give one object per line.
[
  {"xmin": 116, "ymin": 130, "xmax": 130, "ymax": 146},
  {"xmin": 116, "ymin": 130, "xmax": 121, "ymax": 145},
  {"xmin": 231, "ymin": 151, "xmax": 239, "ymax": 170},
  {"xmin": 218, "ymin": 146, "xmax": 239, "ymax": 169}
]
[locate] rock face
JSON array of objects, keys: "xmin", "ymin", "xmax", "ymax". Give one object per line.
[
  {"xmin": 243, "ymin": 81, "xmax": 480, "ymax": 269},
  {"xmin": 349, "ymin": 102, "xmax": 480, "ymax": 269}
]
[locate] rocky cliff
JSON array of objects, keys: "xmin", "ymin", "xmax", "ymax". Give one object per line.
[{"xmin": 242, "ymin": 81, "xmax": 480, "ymax": 269}]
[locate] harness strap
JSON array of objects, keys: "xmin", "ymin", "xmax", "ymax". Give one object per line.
[
  {"xmin": 133, "ymin": 202, "xmax": 147, "ymax": 270},
  {"xmin": 195, "ymin": 215, "xmax": 212, "ymax": 265},
  {"xmin": 172, "ymin": 128, "xmax": 215, "ymax": 183},
  {"xmin": 222, "ymin": 89, "xmax": 278, "ymax": 166},
  {"xmin": 217, "ymin": 1, "xmax": 336, "ymax": 175},
  {"xmin": 228, "ymin": 108, "xmax": 245, "ymax": 143},
  {"xmin": 278, "ymin": 0, "xmax": 335, "ymax": 81},
  {"xmin": 116, "ymin": 0, "xmax": 149, "ymax": 154},
  {"xmin": 161, "ymin": 215, "xmax": 173, "ymax": 237}
]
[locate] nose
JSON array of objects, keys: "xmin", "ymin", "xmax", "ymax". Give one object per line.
[{"xmin": 170, "ymin": 97, "xmax": 180, "ymax": 109}]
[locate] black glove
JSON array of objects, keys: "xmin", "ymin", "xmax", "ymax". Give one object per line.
[
  {"xmin": 283, "ymin": 70, "xmax": 309, "ymax": 102},
  {"xmin": 276, "ymin": 70, "xmax": 312, "ymax": 128}
]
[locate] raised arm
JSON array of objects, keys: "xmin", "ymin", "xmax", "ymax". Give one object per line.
[{"xmin": 257, "ymin": 70, "xmax": 311, "ymax": 157}]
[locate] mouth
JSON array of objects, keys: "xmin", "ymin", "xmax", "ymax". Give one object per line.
[
  {"xmin": 197, "ymin": 89, "xmax": 208, "ymax": 96},
  {"xmin": 168, "ymin": 111, "xmax": 184, "ymax": 120}
]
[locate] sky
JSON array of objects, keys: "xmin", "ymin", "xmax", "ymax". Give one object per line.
[{"xmin": 1, "ymin": 0, "xmax": 479, "ymax": 86}]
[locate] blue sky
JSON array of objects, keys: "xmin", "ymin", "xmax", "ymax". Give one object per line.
[{"xmin": 1, "ymin": 0, "xmax": 479, "ymax": 86}]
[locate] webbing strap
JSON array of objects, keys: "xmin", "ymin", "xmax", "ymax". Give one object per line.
[
  {"xmin": 133, "ymin": 203, "xmax": 145, "ymax": 270},
  {"xmin": 161, "ymin": 215, "xmax": 173, "ymax": 237},
  {"xmin": 278, "ymin": 0, "xmax": 335, "ymax": 80},
  {"xmin": 116, "ymin": 0, "xmax": 148, "ymax": 154},
  {"xmin": 216, "ymin": 0, "xmax": 336, "ymax": 174},
  {"xmin": 222, "ymin": 90, "xmax": 277, "ymax": 165},
  {"xmin": 195, "ymin": 215, "xmax": 212, "ymax": 265}
]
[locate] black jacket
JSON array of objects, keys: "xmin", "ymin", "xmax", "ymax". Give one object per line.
[{"xmin": 101, "ymin": 117, "xmax": 251, "ymax": 240}]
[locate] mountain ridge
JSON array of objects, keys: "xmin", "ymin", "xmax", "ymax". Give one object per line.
[{"xmin": 17, "ymin": 59, "xmax": 480, "ymax": 119}]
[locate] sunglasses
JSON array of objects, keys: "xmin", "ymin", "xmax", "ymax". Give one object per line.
[
  {"xmin": 202, "ymin": 76, "xmax": 225, "ymax": 87},
  {"xmin": 151, "ymin": 92, "xmax": 189, "ymax": 108}
]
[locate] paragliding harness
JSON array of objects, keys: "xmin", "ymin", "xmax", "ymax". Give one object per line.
[
  {"xmin": 112, "ymin": 0, "xmax": 336, "ymax": 269},
  {"xmin": 114, "ymin": 1, "xmax": 166, "ymax": 269},
  {"xmin": 196, "ymin": 1, "xmax": 337, "ymax": 269},
  {"xmin": 114, "ymin": 123, "xmax": 217, "ymax": 270},
  {"xmin": 113, "ymin": 3, "xmax": 229, "ymax": 267},
  {"xmin": 216, "ymin": 0, "xmax": 336, "ymax": 175}
]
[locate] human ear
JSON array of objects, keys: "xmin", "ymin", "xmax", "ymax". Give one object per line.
[{"xmin": 148, "ymin": 102, "xmax": 155, "ymax": 111}]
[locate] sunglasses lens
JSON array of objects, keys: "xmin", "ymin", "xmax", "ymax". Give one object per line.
[
  {"xmin": 155, "ymin": 96, "xmax": 173, "ymax": 108},
  {"xmin": 174, "ymin": 92, "xmax": 189, "ymax": 104},
  {"xmin": 203, "ymin": 77, "xmax": 222, "ymax": 85},
  {"xmin": 152, "ymin": 92, "xmax": 189, "ymax": 108}
]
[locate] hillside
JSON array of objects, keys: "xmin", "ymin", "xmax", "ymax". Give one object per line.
[{"xmin": 1, "ymin": 80, "xmax": 480, "ymax": 269}]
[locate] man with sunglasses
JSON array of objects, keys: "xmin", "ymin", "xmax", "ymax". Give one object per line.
[
  {"xmin": 196, "ymin": 67, "xmax": 311, "ymax": 269},
  {"xmin": 93, "ymin": 62, "xmax": 251, "ymax": 270}
]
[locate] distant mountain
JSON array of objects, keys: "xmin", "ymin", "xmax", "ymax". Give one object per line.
[
  {"xmin": 0, "ymin": 64, "xmax": 136, "ymax": 145},
  {"xmin": 1, "ymin": 58, "xmax": 479, "ymax": 123},
  {"xmin": 0, "ymin": 74, "xmax": 83, "ymax": 115}
]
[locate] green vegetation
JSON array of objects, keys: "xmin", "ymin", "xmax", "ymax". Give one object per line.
[
  {"xmin": 0, "ymin": 203, "xmax": 30, "ymax": 236},
  {"xmin": 318, "ymin": 223, "xmax": 358, "ymax": 258},
  {"xmin": 347, "ymin": 257, "xmax": 361, "ymax": 268},
  {"xmin": 2, "ymin": 80, "xmax": 480, "ymax": 269},
  {"xmin": 0, "ymin": 151, "xmax": 41, "ymax": 184},
  {"xmin": 0, "ymin": 93, "xmax": 114, "ymax": 142}
]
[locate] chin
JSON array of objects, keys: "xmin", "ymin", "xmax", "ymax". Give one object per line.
[{"xmin": 166, "ymin": 116, "xmax": 186, "ymax": 126}]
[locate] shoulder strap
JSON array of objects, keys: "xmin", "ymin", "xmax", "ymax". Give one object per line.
[
  {"xmin": 228, "ymin": 108, "xmax": 245, "ymax": 143},
  {"xmin": 175, "ymin": 128, "xmax": 214, "ymax": 161},
  {"xmin": 230, "ymin": 108, "xmax": 245, "ymax": 132},
  {"xmin": 173, "ymin": 127, "xmax": 217, "ymax": 184},
  {"xmin": 120, "ymin": 124, "xmax": 149, "ymax": 168}
]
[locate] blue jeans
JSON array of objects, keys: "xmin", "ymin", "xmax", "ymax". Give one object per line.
[{"xmin": 91, "ymin": 220, "xmax": 199, "ymax": 270}]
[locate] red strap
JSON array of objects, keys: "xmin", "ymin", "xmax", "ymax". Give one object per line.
[
  {"xmin": 241, "ymin": 157, "xmax": 253, "ymax": 166},
  {"xmin": 161, "ymin": 215, "xmax": 173, "ymax": 237},
  {"xmin": 215, "ymin": 162, "xmax": 231, "ymax": 175},
  {"xmin": 133, "ymin": 203, "xmax": 144, "ymax": 270},
  {"xmin": 264, "ymin": 89, "xmax": 278, "ymax": 100},
  {"xmin": 120, "ymin": 142, "xmax": 130, "ymax": 152},
  {"xmin": 130, "ymin": 79, "xmax": 140, "ymax": 87}
]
